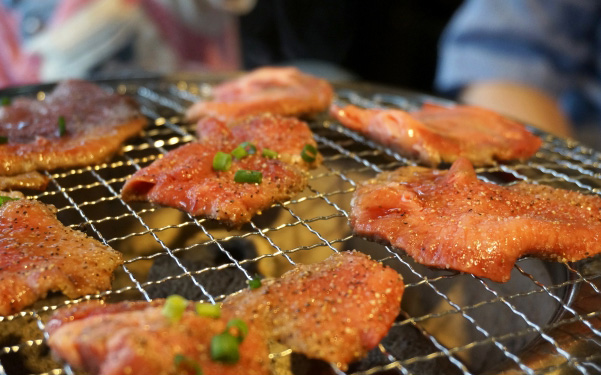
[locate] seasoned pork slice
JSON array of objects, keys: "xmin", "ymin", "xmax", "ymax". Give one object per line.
[
  {"xmin": 196, "ymin": 114, "xmax": 322, "ymax": 168},
  {"xmin": 186, "ymin": 66, "xmax": 333, "ymax": 122},
  {"xmin": 46, "ymin": 300, "xmax": 269, "ymax": 375},
  {"xmin": 0, "ymin": 198, "xmax": 122, "ymax": 315},
  {"xmin": 121, "ymin": 141, "xmax": 307, "ymax": 226},
  {"xmin": 330, "ymin": 103, "xmax": 541, "ymax": 166},
  {"xmin": 222, "ymin": 251, "xmax": 405, "ymax": 369},
  {"xmin": 351, "ymin": 157, "xmax": 601, "ymax": 282},
  {"xmin": 45, "ymin": 251, "xmax": 404, "ymax": 374},
  {"xmin": 122, "ymin": 114, "xmax": 320, "ymax": 226},
  {"xmin": 0, "ymin": 80, "xmax": 147, "ymax": 188}
]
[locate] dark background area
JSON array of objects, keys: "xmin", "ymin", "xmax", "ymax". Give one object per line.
[{"xmin": 239, "ymin": 0, "xmax": 463, "ymax": 95}]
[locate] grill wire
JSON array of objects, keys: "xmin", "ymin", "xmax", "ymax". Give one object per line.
[{"xmin": 1, "ymin": 78, "xmax": 601, "ymax": 375}]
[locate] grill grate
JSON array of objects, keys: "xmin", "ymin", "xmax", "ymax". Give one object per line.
[{"xmin": 1, "ymin": 78, "xmax": 601, "ymax": 375}]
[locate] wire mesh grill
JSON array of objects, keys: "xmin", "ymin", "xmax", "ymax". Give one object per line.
[{"xmin": 1, "ymin": 78, "xmax": 601, "ymax": 375}]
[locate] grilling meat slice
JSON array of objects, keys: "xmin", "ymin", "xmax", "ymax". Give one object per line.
[
  {"xmin": 351, "ymin": 158, "xmax": 601, "ymax": 282},
  {"xmin": 121, "ymin": 141, "xmax": 307, "ymax": 226},
  {"xmin": 222, "ymin": 251, "xmax": 405, "ymax": 369},
  {"xmin": 196, "ymin": 114, "xmax": 322, "ymax": 168},
  {"xmin": 186, "ymin": 66, "xmax": 334, "ymax": 122},
  {"xmin": 0, "ymin": 171, "xmax": 49, "ymax": 190},
  {"xmin": 0, "ymin": 197, "xmax": 122, "ymax": 315},
  {"xmin": 122, "ymin": 114, "xmax": 320, "ymax": 226},
  {"xmin": 330, "ymin": 103, "xmax": 541, "ymax": 166},
  {"xmin": 0, "ymin": 79, "xmax": 147, "ymax": 189},
  {"xmin": 46, "ymin": 300, "xmax": 270, "ymax": 375},
  {"xmin": 45, "ymin": 251, "xmax": 404, "ymax": 374}
]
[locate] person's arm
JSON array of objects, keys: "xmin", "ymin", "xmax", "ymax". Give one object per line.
[
  {"xmin": 436, "ymin": 0, "xmax": 601, "ymax": 140},
  {"xmin": 460, "ymin": 81, "xmax": 573, "ymax": 138}
]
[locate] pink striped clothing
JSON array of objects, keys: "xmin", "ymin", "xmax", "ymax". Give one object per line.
[{"xmin": 0, "ymin": 0, "xmax": 245, "ymax": 88}]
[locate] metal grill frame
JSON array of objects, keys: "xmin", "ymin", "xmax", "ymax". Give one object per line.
[{"xmin": 0, "ymin": 77, "xmax": 600, "ymax": 375}]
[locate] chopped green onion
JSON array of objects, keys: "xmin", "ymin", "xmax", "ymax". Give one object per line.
[
  {"xmin": 239, "ymin": 141, "xmax": 257, "ymax": 155},
  {"xmin": 210, "ymin": 332, "xmax": 240, "ymax": 364},
  {"xmin": 0, "ymin": 136, "xmax": 7, "ymax": 144},
  {"xmin": 212, "ymin": 151, "xmax": 232, "ymax": 171},
  {"xmin": 195, "ymin": 302, "xmax": 221, "ymax": 319},
  {"xmin": 58, "ymin": 116, "xmax": 67, "ymax": 137},
  {"xmin": 226, "ymin": 318, "xmax": 248, "ymax": 343},
  {"xmin": 174, "ymin": 354, "xmax": 203, "ymax": 375},
  {"xmin": 0, "ymin": 196, "xmax": 18, "ymax": 206},
  {"xmin": 1, "ymin": 97, "xmax": 10, "ymax": 106},
  {"xmin": 301, "ymin": 144, "xmax": 317, "ymax": 163},
  {"xmin": 162, "ymin": 294, "xmax": 189, "ymax": 323},
  {"xmin": 234, "ymin": 170, "xmax": 262, "ymax": 184},
  {"xmin": 231, "ymin": 146, "xmax": 247, "ymax": 160},
  {"xmin": 248, "ymin": 276, "xmax": 262, "ymax": 290},
  {"xmin": 262, "ymin": 148, "xmax": 278, "ymax": 159}
]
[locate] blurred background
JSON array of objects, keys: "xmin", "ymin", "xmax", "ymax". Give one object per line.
[
  {"xmin": 3, "ymin": 0, "xmax": 601, "ymax": 148},
  {"xmin": 238, "ymin": 1, "xmax": 463, "ymax": 94},
  {"xmin": 0, "ymin": 0, "xmax": 462, "ymax": 94}
]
